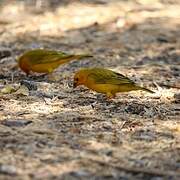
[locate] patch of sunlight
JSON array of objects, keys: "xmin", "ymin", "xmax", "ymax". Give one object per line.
[
  {"xmin": 34, "ymin": 160, "xmax": 80, "ymax": 177},
  {"xmin": 1, "ymin": 1, "xmax": 180, "ymax": 37}
]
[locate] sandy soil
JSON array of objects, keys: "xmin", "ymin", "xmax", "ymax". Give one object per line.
[{"xmin": 0, "ymin": 0, "xmax": 179, "ymax": 179}]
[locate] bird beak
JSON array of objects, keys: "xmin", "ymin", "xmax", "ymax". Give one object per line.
[{"xmin": 73, "ymin": 82, "xmax": 77, "ymax": 88}]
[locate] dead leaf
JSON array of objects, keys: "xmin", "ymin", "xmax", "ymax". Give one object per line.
[
  {"xmin": 0, "ymin": 85, "xmax": 16, "ymax": 94},
  {"xmin": 14, "ymin": 85, "xmax": 29, "ymax": 96}
]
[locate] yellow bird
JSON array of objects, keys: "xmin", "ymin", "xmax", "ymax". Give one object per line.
[
  {"xmin": 18, "ymin": 49, "xmax": 92, "ymax": 76},
  {"xmin": 73, "ymin": 68, "xmax": 154, "ymax": 98}
]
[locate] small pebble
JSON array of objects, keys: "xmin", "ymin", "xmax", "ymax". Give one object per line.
[
  {"xmin": 1, "ymin": 119, "xmax": 32, "ymax": 127},
  {"xmin": 20, "ymin": 80, "xmax": 38, "ymax": 91},
  {"xmin": 0, "ymin": 164, "xmax": 17, "ymax": 175},
  {"xmin": 174, "ymin": 93, "xmax": 180, "ymax": 103}
]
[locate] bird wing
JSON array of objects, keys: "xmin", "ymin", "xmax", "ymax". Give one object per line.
[
  {"xmin": 88, "ymin": 69, "xmax": 134, "ymax": 85},
  {"xmin": 25, "ymin": 50, "xmax": 73, "ymax": 65}
]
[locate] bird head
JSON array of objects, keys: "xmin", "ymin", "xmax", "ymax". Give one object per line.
[
  {"xmin": 73, "ymin": 69, "xmax": 89, "ymax": 88},
  {"xmin": 17, "ymin": 54, "xmax": 30, "ymax": 76}
]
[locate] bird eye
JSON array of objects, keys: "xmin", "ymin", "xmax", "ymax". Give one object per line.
[{"xmin": 75, "ymin": 77, "xmax": 79, "ymax": 81}]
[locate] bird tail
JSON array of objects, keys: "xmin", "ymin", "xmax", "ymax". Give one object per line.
[
  {"xmin": 136, "ymin": 86, "xmax": 155, "ymax": 93},
  {"xmin": 56, "ymin": 54, "xmax": 93, "ymax": 65},
  {"xmin": 73, "ymin": 54, "xmax": 93, "ymax": 59}
]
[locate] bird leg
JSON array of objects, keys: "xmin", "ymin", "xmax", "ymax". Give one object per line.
[{"xmin": 106, "ymin": 92, "xmax": 116, "ymax": 99}]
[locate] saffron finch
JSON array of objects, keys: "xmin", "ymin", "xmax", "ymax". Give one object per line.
[
  {"xmin": 73, "ymin": 68, "xmax": 154, "ymax": 98},
  {"xmin": 18, "ymin": 49, "xmax": 92, "ymax": 75}
]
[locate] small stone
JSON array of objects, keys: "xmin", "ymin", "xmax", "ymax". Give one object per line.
[
  {"xmin": 0, "ymin": 49, "xmax": 11, "ymax": 59},
  {"xmin": 1, "ymin": 119, "xmax": 32, "ymax": 127},
  {"xmin": 156, "ymin": 36, "xmax": 169, "ymax": 43},
  {"xmin": 69, "ymin": 170, "xmax": 90, "ymax": 177},
  {"xmin": 0, "ymin": 164, "xmax": 17, "ymax": 175},
  {"xmin": 0, "ymin": 74, "xmax": 7, "ymax": 79},
  {"xmin": 20, "ymin": 80, "xmax": 38, "ymax": 91},
  {"xmin": 14, "ymin": 85, "xmax": 29, "ymax": 96},
  {"xmin": 174, "ymin": 93, "xmax": 180, "ymax": 103}
]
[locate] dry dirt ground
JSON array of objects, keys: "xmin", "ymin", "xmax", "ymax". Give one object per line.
[{"xmin": 0, "ymin": 0, "xmax": 179, "ymax": 179}]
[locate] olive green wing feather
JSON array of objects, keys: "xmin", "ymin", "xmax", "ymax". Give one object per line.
[
  {"xmin": 88, "ymin": 68, "xmax": 134, "ymax": 85},
  {"xmin": 23, "ymin": 49, "xmax": 74, "ymax": 65}
]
